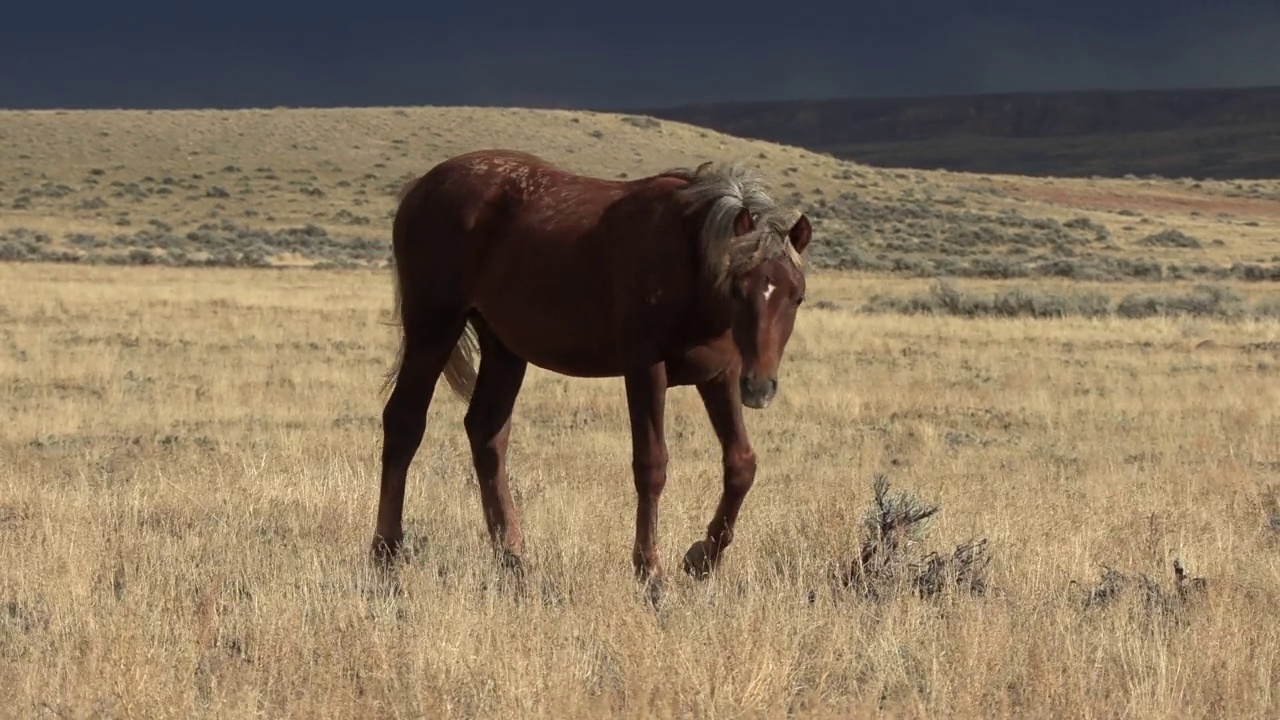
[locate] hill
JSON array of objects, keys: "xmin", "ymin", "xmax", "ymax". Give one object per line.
[
  {"xmin": 639, "ymin": 85, "xmax": 1280, "ymax": 180},
  {"xmin": 0, "ymin": 106, "xmax": 1277, "ymax": 285}
]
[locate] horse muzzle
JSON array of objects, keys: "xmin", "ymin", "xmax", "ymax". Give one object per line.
[{"xmin": 740, "ymin": 376, "xmax": 778, "ymax": 409}]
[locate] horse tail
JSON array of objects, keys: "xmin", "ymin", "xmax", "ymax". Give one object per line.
[
  {"xmin": 440, "ymin": 318, "xmax": 479, "ymax": 401},
  {"xmin": 379, "ymin": 272, "xmax": 408, "ymax": 396},
  {"xmin": 379, "ymin": 283, "xmax": 481, "ymax": 403}
]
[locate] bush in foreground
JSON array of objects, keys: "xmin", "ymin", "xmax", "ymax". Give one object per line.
[{"xmin": 839, "ymin": 475, "xmax": 991, "ymax": 601}]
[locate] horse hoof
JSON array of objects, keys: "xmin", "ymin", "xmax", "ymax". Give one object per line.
[
  {"xmin": 682, "ymin": 540, "xmax": 715, "ymax": 580},
  {"xmin": 643, "ymin": 577, "xmax": 665, "ymax": 608},
  {"xmin": 498, "ymin": 549, "xmax": 525, "ymax": 575},
  {"xmin": 370, "ymin": 534, "xmax": 402, "ymax": 566}
]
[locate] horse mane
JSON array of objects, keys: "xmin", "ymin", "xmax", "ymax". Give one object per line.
[{"xmin": 662, "ymin": 161, "xmax": 806, "ymax": 294}]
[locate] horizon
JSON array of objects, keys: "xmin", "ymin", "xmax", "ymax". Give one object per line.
[{"xmin": 3, "ymin": 81, "xmax": 1278, "ymax": 114}]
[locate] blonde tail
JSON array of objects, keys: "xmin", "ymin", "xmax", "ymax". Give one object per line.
[
  {"xmin": 440, "ymin": 319, "xmax": 480, "ymax": 401},
  {"xmin": 380, "ymin": 271, "xmax": 480, "ymax": 404}
]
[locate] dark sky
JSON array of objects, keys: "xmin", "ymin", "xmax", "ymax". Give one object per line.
[{"xmin": 2, "ymin": 0, "xmax": 1278, "ymax": 109}]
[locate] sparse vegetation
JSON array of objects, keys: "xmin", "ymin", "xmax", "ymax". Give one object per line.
[
  {"xmin": 861, "ymin": 279, "xmax": 1280, "ymax": 320},
  {"xmin": 2, "ymin": 107, "xmax": 1276, "ymax": 283},
  {"xmin": 620, "ymin": 115, "xmax": 662, "ymax": 130},
  {"xmin": 0, "ymin": 105, "xmax": 1278, "ymax": 718},
  {"xmin": 0, "ymin": 223, "xmax": 389, "ymax": 268},
  {"xmin": 799, "ymin": 192, "xmax": 1278, "ymax": 284},
  {"xmin": 1076, "ymin": 558, "xmax": 1208, "ymax": 620}
]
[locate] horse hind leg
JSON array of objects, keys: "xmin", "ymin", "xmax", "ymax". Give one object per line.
[
  {"xmin": 462, "ymin": 317, "xmax": 529, "ymax": 572},
  {"xmin": 371, "ymin": 309, "xmax": 470, "ymax": 563}
]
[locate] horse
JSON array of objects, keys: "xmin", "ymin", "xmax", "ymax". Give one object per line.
[{"xmin": 371, "ymin": 148, "xmax": 812, "ymax": 593}]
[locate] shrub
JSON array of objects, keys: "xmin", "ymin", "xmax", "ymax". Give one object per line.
[
  {"xmin": 840, "ymin": 475, "xmax": 991, "ymax": 601},
  {"xmin": 1115, "ymin": 284, "xmax": 1246, "ymax": 320},
  {"xmin": 1137, "ymin": 229, "xmax": 1202, "ymax": 249}
]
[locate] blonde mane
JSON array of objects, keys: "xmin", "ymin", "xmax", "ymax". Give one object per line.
[{"xmin": 664, "ymin": 161, "xmax": 807, "ymax": 294}]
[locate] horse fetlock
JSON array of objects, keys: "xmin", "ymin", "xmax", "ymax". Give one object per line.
[
  {"xmin": 496, "ymin": 527, "xmax": 525, "ymax": 559},
  {"xmin": 496, "ymin": 546, "xmax": 525, "ymax": 576},
  {"xmin": 632, "ymin": 546, "xmax": 665, "ymax": 583},
  {"xmin": 370, "ymin": 532, "xmax": 403, "ymax": 564}
]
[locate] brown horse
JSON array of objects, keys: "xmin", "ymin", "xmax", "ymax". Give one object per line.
[{"xmin": 371, "ymin": 148, "xmax": 812, "ymax": 591}]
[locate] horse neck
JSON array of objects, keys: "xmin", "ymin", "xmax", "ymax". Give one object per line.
[{"xmin": 673, "ymin": 269, "xmax": 729, "ymax": 341}]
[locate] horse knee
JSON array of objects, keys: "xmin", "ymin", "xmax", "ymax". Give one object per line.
[
  {"xmin": 632, "ymin": 445, "xmax": 669, "ymax": 471},
  {"xmin": 724, "ymin": 443, "xmax": 757, "ymax": 494},
  {"xmin": 632, "ymin": 445, "xmax": 669, "ymax": 495}
]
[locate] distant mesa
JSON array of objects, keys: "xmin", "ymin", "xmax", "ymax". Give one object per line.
[{"xmin": 634, "ymin": 85, "xmax": 1280, "ymax": 180}]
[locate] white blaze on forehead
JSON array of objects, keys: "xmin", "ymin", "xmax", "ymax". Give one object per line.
[{"xmin": 763, "ymin": 282, "xmax": 776, "ymax": 301}]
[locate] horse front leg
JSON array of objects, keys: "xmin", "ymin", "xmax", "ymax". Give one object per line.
[
  {"xmin": 684, "ymin": 370, "xmax": 757, "ymax": 579},
  {"xmin": 624, "ymin": 362, "xmax": 669, "ymax": 594}
]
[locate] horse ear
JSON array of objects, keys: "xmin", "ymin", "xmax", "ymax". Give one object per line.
[
  {"xmin": 733, "ymin": 206, "xmax": 754, "ymax": 236},
  {"xmin": 789, "ymin": 213, "xmax": 812, "ymax": 254}
]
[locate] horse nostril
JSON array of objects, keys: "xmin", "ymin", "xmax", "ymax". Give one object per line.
[
  {"xmin": 740, "ymin": 377, "xmax": 778, "ymax": 397},
  {"xmin": 739, "ymin": 376, "xmax": 778, "ymax": 408}
]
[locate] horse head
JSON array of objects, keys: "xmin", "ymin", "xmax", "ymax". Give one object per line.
[
  {"xmin": 672, "ymin": 161, "xmax": 814, "ymax": 409},
  {"xmin": 720, "ymin": 206, "xmax": 811, "ymax": 408}
]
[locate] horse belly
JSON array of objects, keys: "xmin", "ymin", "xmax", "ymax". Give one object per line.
[
  {"xmin": 484, "ymin": 313, "xmax": 626, "ymax": 377},
  {"xmin": 474, "ymin": 287, "xmax": 628, "ymax": 378}
]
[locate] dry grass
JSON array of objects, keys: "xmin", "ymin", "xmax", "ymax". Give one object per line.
[
  {"xmin": 0, "ymin": 106, "xmax": 867, "ymax": 240},
  {"xmin": 2, "ymin": 262, "xmax": 1278, "ymax": 718}
]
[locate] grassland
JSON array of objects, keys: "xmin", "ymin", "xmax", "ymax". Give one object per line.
[
  {"xmin": 2, "ymin": 107, "xmax": 1279, "ymax": 289},
  {"xmin": 1, "ymin": 106, "xmax": 1279, "ymax": 717}
]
